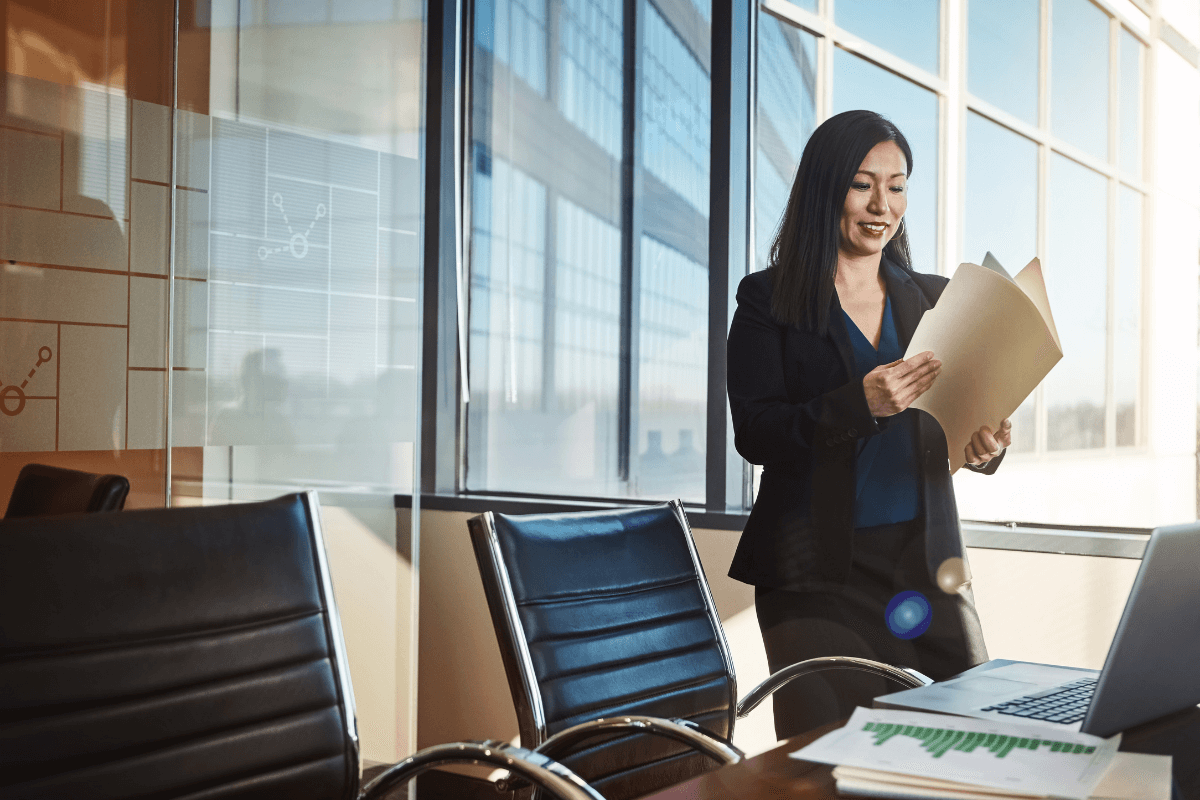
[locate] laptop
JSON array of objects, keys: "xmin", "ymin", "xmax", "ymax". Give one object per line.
[{"xmin": 876, "ymin": 521, "xmax": 1200, "ymax": 738}]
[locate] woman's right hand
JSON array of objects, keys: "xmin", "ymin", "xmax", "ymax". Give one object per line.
[{"xmin": 863, "ymin": 351, "xmax": 941, "ymax": 417}]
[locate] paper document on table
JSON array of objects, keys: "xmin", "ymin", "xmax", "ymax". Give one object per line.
[
  {"xmin": 831, "ymin": 751, "xmax": 1172, "ymax": 800},
  {"xmin": 903, "ymin": 255, "xmax": 1062, "ymax": 474},
  {"xmin": 790, "ymin": 707, "xmax": 1120, "ymax": 800}
]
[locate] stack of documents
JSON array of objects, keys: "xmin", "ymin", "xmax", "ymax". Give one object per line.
[{"xmin": 790, "ymin": 708, "xmax": 1171, "ymax": 800}]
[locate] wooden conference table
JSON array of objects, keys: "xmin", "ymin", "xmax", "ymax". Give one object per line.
[{"xmin": 638, "ymin": 707, "xmax": 1200, "ymax": 800}]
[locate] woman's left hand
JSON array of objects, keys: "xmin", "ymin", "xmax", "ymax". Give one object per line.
[{"xmin": 965, "ymin": 419, "xmax": 1012, "ymax": 466}]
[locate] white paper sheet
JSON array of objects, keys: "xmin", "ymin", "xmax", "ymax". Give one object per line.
[
  {"xmin": 790, "ymin": 707, "xmax": 1120, "ymax": 800},
  {"xmin": 832, "ymin": 751, "xmax": 1171, "ymax": 800}
]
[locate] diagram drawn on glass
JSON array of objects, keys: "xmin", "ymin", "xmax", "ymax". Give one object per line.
[
  {"xmin": 258, "ymin": 192, "xmax": 327, "ymax": 261},
  {"xmin": 1, "ymin": 346, "xmax": 53, "ymax": 417}
]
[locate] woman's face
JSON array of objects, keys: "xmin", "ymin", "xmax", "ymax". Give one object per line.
[{"xmin": 839, "ymin": 140, "xmax": 909, "ymax": 261}]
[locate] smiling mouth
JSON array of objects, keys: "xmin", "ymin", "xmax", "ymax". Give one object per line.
[{"xmin": 859, "ymin": 222, "xmax": 888, "ymax": 235}]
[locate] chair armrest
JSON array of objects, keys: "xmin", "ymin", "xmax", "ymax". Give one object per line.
[
  {"xmin": 358, "ymin": 740, "xmax": 605, "ymax": 800},
  {"xmin": 736, "ymin": 656, "xmax": 933, "ymax": 719},
  {"xmin": 537, "ymin": 716, "xmax": 744, "ymax": 765},
  {"xmin": 496, "ymin": 715, "xmax": 744, "ymax": 793}
]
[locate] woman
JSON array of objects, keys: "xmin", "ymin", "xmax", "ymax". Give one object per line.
[{"xmin": 726, "ymin": 110, "xmax": 1011, "ymax": 739}]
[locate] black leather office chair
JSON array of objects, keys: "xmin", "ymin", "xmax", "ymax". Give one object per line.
[
  {"xmin": 469, "ymin": 501, "xmax": 932, "ymax": 799},
  {"xmin": 0, "ymin": 492, "xmax": 605, "ymax": 800},
  {"xmin": 4, "ymin": 462, "xmax": 130, "ymax": 518}
]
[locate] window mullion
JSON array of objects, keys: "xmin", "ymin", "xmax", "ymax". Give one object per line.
[
  {"xmin": 708, "ymin": 0, "xmax": 751, "ymax": 513},
  {"xmin": 1106, "ymin": 14, "xmax": 1119, "ymax": 451},
  {"xmin": 944, "ymin": 0, "xmax": 965, "ymax": 274},
  {"xmin": 618, "ymin": 0, "xmax": 643, "ymax": 485},
  {"xmin": 1035, "ymin": 0, "xmax": 1051, "ymax": 455},
  {"xmin": 820, "ymin": 0, "xmax": 835, "ymax": 120}
]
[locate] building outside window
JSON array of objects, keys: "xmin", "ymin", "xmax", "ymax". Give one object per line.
[
  {"xmin": 463, "ymin": 0, "xmax": 1200, "ymax": 535},
  {"xmin": 467, "ymin": 0, "xmax": 711, "ymax": 502}
]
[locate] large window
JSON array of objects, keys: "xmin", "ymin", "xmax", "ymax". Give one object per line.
[
  {"xmin": 832, "ymin": 50, "xmax": 939, "ymax": 272},
  {"xmin": 755, "ymin": 15, "xmax": 816, "ymax": 272},
  {"xmin": 968, "ymin": 0, "xmax": 1039, "ymax": 124},
  {"xmin": 964, "ymin": 0, "xmax": 1146, "ymax": 475},
  {"xmin": 749, "ymin": 0, "xmax": 1158, "ymax": 529},
  {"xmin": 467, "ymin": 0, "xmax": 710, "ymax": 502},
  {"xmin": 963, "ymin": 113, "xmax": 1039, "ymax": 453},
  {"xmin": 458, "ymin": 0, "xmax": 1193, "ymax": 531},
  {"xmin": 964, "ymin": 0, "xmax": 1150, "ymax": 527},
  {"xmin": 835, "ymin": 0, "xmax": 939, "ymax": 75}
]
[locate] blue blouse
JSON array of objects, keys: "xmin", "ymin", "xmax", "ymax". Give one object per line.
[{"xmin": 842, "ymin": 296, "xmax": 921, "ymax": 528}]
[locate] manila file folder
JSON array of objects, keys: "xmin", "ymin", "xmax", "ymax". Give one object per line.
[{"xmin": 903, "ymin": 254, "xmax": 1062, "ymax": 474}]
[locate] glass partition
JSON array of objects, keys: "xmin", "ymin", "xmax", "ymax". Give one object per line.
[
  {"xmin": 2, "ymin": 0, "xmax": 424, "ymax": 763},
  {"xmin": 2, "ymin": 0, "xmax": 164, "ymax": 507}
]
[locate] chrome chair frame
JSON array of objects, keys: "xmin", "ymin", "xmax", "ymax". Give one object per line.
[
  {"xmin": 309, "ymin": 491, "xmax": 608, "ymax": 800},
  {"xmin": 362, "ymin": 741, "xmax": 605, "ymax": 800},
  {"xmin": 300, "ymin": 491, "xmax": 363, "ymax": 791},
  {"xmin": 471, "ymin": 499, "xmax": 933, "ymax": 790}
]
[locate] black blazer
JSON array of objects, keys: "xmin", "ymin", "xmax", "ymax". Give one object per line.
[{"xmin": 726, "ymin": 257, "xmax": 1002, "ymax": 590}]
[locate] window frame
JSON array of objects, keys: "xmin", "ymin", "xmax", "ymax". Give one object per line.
[
  {"xmin": 418, "ymin": 0, "xmax": 1168, "ymax": 547},
  {"xmin": 452, "ymin": 0, "xmax": 748, "ymax": 511},
  {"xmin": 763, "ymin": 0, "xmax": 1152, "ymax": 464}
]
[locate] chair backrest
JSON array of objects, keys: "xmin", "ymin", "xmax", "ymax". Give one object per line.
[
  {"xmin": 4, "ymin": 463, "xmax": 130, "ymax": 518},
  {"xmin": 468, "ymin": 501, "xmax": 737, "ymax": 800},
  {"xmin": 0, "ymin": 492, "xmax": 360, "ymax": 800}
]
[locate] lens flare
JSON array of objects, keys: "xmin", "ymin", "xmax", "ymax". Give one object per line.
[{"xmin": 885, "ymin": 590, "xmax": 932, "ymax": 640}]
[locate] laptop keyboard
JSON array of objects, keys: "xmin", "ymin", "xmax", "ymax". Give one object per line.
[{"xmin": 980, "ymin": 677, "xmax": 1098, "ymax": 724}]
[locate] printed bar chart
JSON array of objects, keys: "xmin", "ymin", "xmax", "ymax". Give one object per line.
[
  {"xmin": 863, "ymin": 722, "xmax": 1098, "ymax": 759},
  {"xmin": 793, "ymin": 708, "xmax": 1120, "ymax": 800}
]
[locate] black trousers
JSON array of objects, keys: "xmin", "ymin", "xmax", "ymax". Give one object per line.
[{"xmin": 755, "ymin": 519, "xmax": 988, "ymax": 740}]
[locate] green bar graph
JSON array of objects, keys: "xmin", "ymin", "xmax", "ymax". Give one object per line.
[{"xmin": 861, "ymin": 722, "xmax": 1098, "ymax": 760}]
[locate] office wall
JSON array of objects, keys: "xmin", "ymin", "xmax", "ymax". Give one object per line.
[{"xmin": 417, "ymin": 508, "xmax": 1140, "ymax": 758}]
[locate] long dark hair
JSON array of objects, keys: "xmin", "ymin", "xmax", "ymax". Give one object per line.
[{"xmin": 768, "ymin": 110, "xmax": 914, "ymax": 334}]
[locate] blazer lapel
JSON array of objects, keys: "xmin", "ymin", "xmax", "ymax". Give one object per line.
[
  {"xmin": 882, "ymin": 257, "xmax": 928, "ymax": 353},
  {"xmin": 825, "ymin": 288, "xmax": 857, "ymax": 381}
]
